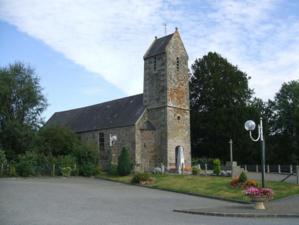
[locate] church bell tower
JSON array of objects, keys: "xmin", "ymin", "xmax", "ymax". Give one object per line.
[{"xmin": 143, "ymin": 28, "xmax": 191, "ymax": 170}]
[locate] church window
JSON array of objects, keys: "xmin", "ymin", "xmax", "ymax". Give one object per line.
[
  {"xmin": 176, "ymin": 57, "xmax": 179, "ymax": 71},
  {"xmin": 99, "ymin": 132, "xmax": 105, "ymax": 151},
  {"xmin": 154, "ymin": 57, "xmax": 157, "ymax": 71}
]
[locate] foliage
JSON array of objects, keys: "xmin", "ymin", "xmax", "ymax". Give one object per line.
[
  {"xmin": 9, "ymin": 164, "xmax": 17, "ymax": 177},
  {"xmin": 0, "ymin": 150, "xmax": 7, "ymax": 166},
  {"xmin": 108, "ymin": 164, "xmax": 118, "ymax": 176},
  {"xmin": 37, "ymin": 126, "xmax": 80, "ymax": 156},
  {"xmin": 230, "ymin": 177, "xmax": 240, "ymax": 188},
  {"xmin": 0, "ymin": 62, "xmax": 47, "ymax": 160},
  {"xmin": 192, "ymin": 166, "xmax": 200, "ymax": 175},
  {"xmin": 245, "ymin": 187, "xmax": 274, "ymax": 200},
  {"xmin": 73, "ymin": 143, "xmax": 98, "ymax": 176},
  {"xmin": 239, "ymin": 171, "xmax": 248, "ymax": 183},
  {"xmin": 117, "ymin": 147, "xmax": 132, "ymax": 176},
  {"xmin": 242, "ymin": 179, "xmax": 258, "ymax": 189},
  {"xmin": 131, "ymin": 172, "xmax": 151, "ymax": 184},
  {"xmin": 189, "ymin": 52, "xmax": 263, "ymax": 163},
  {"xmin": 80, "ymin": 162, "xmax": 96, "ymax": 177},
  {"xmin": 61, "ymin": 167, "xmax": 72, "ymax": 177},
  {"xmin": 212, "ymin": 158, "xmax": 221, "ymax": 175},
  {"xmin": 267, "ymin": 80, "xmax": 299, "ymax": 164},
  {"xmin": 0, "ymin": 120, "xmax": 37, "ymax": 160},
  {"xmin": 56, "ymin": 155, "xmax": 76, "ymax": 175},
  {"xmin": 16, "ymin": 151, "xmax": 38, "ymax": 177}
]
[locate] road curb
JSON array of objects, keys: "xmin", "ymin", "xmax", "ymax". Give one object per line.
[{"xmin": 173, "ymin": 209, "xmax": 299, "ymax": 218}]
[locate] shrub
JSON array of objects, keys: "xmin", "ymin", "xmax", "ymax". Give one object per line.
[
  {"xmin": 36, "ymin": 154, "xmax": 55, "ymax": 176},
  {"xmin": 0, "ymin": 150, "xmax": 7, "ymax": 176},
  {"xmin": 192, "ymin": 166, "xmax": 200, "ymax": 175},
  {"xmin": 242, "ymin": 179, "xmax": 258, "ymax": 189},
  {"xmin": 9, "ymin": 164, "xmax": 17, "ymax": 177},
  {"xmin": 131, "ymin": 172, "xmax": 152, "ymax": 184},
  {"xmin": 95, "ymin": 165, "xmax": 102, "ymax": 175},
  {"xmin": 230, "ymin": 177, "xmax": 240, "ymax": 187},
  {"xmin": 117, "ymin": 147, "xmax": 132, "ymax": 176},
  {"xmin": 108, "ymin": 164, "xmax": 118, "ymax": 176},
  {"xmin": 239, "ymin": 171, "xmax": 248, "ymax": 183},
  {"xmin": 16, "ymin": 151, "xmax": 38, "ymax": 177},
  {"xmin": 80, "ymin": 162, "xmax": 96, "ymax": 176},
  {"xmin": 56, "ymin": 155, "xmax": 76, "ymax": 175},
  {"xmin": 61, "ymin": 167, "xmax": 72, "ymax": 177},
  {"xmin": 213, "ymin": 159, "xmax": 221, "ymax": 175},
  {"xmin": 37, "ymin": 126, "xmax": 80, "ymax": 156}
]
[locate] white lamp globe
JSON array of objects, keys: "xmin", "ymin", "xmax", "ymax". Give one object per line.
[{"xmin": 244, "ymin": 120, "xmax": 256, "ymax": 131}]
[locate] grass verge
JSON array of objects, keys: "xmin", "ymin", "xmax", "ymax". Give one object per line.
[{"xmin": 96, "ymin": 173, "xmax": 299, "ymax": 203}]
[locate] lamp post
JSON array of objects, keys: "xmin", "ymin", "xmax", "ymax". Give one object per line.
[{"xmin": 244, "ymin": 117, "xmax": 266, "ymax": 188}]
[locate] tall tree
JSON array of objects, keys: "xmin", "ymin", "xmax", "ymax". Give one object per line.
[
  {"xmin": 190, "ymin": 52, "xmax": 263, "ymax": 163},
  {"xmin": 0, "ymin": 62, "xmax": 47, "ymax": 159},
  {"xmin": 267, "ymin": 80, "xmax": 299, "ymax": 164}
]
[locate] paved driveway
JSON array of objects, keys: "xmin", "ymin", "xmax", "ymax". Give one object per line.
[{"xmin": 0, "ymin": 177, "xmax": 298, "ymax": 225}]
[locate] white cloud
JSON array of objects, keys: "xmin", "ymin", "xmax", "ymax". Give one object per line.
[{"xmin": 0, "ymin": 0, "xmax": 299, "ymax": 100}]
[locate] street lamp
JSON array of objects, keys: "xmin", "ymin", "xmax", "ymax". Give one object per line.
[{"xmin": 244, "ymin": 117, "xmax": 266, "ymax": 187}]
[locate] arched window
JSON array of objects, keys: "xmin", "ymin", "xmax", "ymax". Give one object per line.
[
  {"xmin": 154, "ymin": 57, "xmax": 157, "ymax": 71},
  {"xmin": 176, "ymin": 57, "xmax": 179, "ymax": 71}
]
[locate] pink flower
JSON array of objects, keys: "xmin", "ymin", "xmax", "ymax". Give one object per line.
[{"xmin": 245, "ymin": 187, "xmax": 274, "ymax": 199}]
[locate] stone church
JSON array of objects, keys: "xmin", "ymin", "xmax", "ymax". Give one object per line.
[{"xmin": 47, "ymin": 29, "xmax": 191, "ymax": 171}]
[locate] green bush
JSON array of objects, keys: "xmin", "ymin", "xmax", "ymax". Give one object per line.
[
  {"xmin": 239, "ymin": 171, "xmax": 248, "ymax": 183},
  {"xmin": 56, "ymin": 155, "xmax": 76, "ymax": 176},
  {"xmin": 117, "ymin": 147, "xmax": 132, "ymax": 176},
  {"xmin": 9, "ymin": 164, "xmax": 17, "ymax": 177},
  {"xmin": 213, "ymin": 158, "xmax": 221, "ymax": 175},
  {"xmin": 131, "ymin": 172, "xmax": 151, "ymax": 184},
  {"xmin": 36, "ymin": 154, "xmax": 55, "ymax": 176},
  {"xmin": 80, "ymin": 162, "xmax": 96, "ymax": 176},
  {"xmin": 74, "ymin": 144, "xmax": 98, "ymax": 176},
  {"xmin": 37, "ymin": 126, "xmax": 80, "ymax": 156},
  {"xmin": 61, "ymin": 167, "xmax": 72, "ymax": 177},
  {"xmin": 108, "ymin": 164, "xmax": 118, "ymax": 176},
  {"xmin": 0, "ymin": 150, "xmax": 7, "ymax": 176},
  {"xmin": 15, "ymin": 151, "xmax": 38, "ymax": 177},
  {"xmin": 192, "ymin": 166, "xmax": 200, "ymax": 175}
]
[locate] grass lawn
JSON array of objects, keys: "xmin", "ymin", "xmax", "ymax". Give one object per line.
[{"xmin": 97, "ymin": 173, "xmax": 299, "ymax": 202}]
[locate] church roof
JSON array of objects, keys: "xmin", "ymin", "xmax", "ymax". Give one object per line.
[
  {"xmin": 46, "ymin": 94, "xmax": 145, "ymax": 133},
  {"xmin": 143, "ymin": 33, "xmax": 174, "ymax": 59}
]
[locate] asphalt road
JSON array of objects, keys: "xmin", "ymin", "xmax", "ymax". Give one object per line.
[{"xmin": 0, "ymin": 177, "xmax": 298, "ymax": 225}]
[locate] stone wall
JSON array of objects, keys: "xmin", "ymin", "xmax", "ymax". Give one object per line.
[
  {"xmin": 165, "ymin": 31, "xmax": 191, "ymax": 169},
  {"xmin": 143, "ymin": 54, "xmax": 167, "ymax": 108},
  {"xmin": 79, "ymin": 126, "xmax": 136, "ymax": 168},
  {"xmin": 142, "ymin": 31, "xmax": 191, "ymax": 170}
]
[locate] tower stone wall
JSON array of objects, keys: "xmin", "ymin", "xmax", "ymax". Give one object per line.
[{"xmin": 143, "ymin": 30, "xmax": 191, "ymax": 170}]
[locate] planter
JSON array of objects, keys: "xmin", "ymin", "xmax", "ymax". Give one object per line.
[
  {"xmin": 251, "ymin": 197, "xmax": 267, "ymax": 210},
  {"xmin": 245, "ymin": 187, "xmax": 274, "ymax": 210}
]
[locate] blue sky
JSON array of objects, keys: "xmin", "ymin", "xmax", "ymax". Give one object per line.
[{"xmin": 0, "ymin": 0, "xmax": 299, "ymax": 120}]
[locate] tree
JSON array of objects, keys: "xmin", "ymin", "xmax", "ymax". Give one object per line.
[
  {"xmin": 117, "ymin": 147, "xmax": 132, "ymax": 176},
  {"xmin": 0, "ymin": 62, "xmax": 47, "ymax": 159},
  {"xmin": 267, "ymin": 80, "xmax": 299, "ymax": 164},
  {"xmin": 189, "ymin": 52, "xmax": 262, "ymax": 163},
  {"xmin": 0, "ymin": 62, "xmax": 47, "ymax": 128},
  {"xmin": 37, "ymin": 126, "xmax": 81, "ymax": 156}
]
